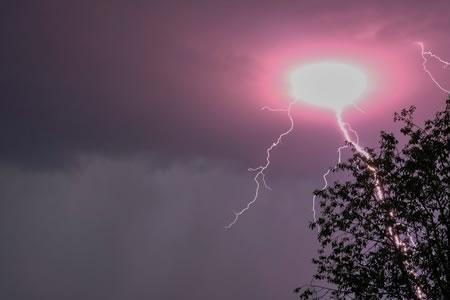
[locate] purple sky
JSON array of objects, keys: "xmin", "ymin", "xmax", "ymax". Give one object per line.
[{"xmin": 1, "ymin": 1, "xmax": 449, "ymax": 299}]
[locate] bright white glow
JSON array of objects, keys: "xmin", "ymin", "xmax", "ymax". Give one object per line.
[{"xmin": 289, "ymin": 61, "xmax": 368, "ymax": 112}]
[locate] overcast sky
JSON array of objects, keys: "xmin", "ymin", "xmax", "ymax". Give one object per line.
[{"xmin": 1, "ymin": 1, "xmax": 449, "ymax": 299}]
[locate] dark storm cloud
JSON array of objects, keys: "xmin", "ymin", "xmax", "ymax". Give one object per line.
[
  {"xmin": 0, "ymin": 158, "xmax": 318, "ymax": 300},
  {"xmin": 1, "ymin": 0, "xmax": 449, "ymax": 171}
]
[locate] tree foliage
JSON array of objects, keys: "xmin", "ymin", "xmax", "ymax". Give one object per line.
[{"xmin": 296, "ymin": 97, "xmax": 450, "ymax": 299}]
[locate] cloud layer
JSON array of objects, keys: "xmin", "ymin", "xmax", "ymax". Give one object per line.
[{"xmin": 1, "ymin": 1, "xmax": 449, "ymax": 170}]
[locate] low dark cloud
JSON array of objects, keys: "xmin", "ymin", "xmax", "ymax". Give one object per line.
[{"xmin": 0, "ymin": 158, "xmax": 318, "ymax": 300}]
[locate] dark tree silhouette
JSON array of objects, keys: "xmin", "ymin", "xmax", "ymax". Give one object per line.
[{"xmin": 296, "ymin": 96, "xmax": 450, "ymax": 299}]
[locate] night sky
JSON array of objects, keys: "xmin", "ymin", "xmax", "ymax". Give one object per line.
[{"xmin": 1, "ymin": 1, "xmax": 450, "ymax": 299}]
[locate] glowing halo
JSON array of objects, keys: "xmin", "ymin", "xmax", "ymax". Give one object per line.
[{"xmin": 288, "ymin": 61, "xmax": 368, "ymax": 112}]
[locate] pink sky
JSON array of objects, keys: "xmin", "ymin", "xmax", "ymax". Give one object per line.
[{"xmin": 0, "ymin": 1, "xmax": 449, "ymax": 300}]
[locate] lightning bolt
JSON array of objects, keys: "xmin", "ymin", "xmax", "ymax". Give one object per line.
[
  {"xmin": 225, "ymin": 101, "xmax": 295, "ymax": 229},
  {"xmin": 312, "ymin": 119, "xmax": 360, "ymax": 230},
  {"xmin": 312, "ymin": 139, "xmax": 352, "ymax": 227},
  {"xmin": 335, "ymin": 111, "xmax": 425, "ymax": 299},
  {"xmin": 315, "ymin": 41, "xmax": 450, "ymax": 299},
  {"xmin": 312, "ymin": 42, "xmax": 450, "ymax": 297},
  {"xmin": 418, "ymin": 42, "xmax": 450, "ymax": 94},
  {"xmin": 412, "ymin": 42, "xmax": 450, "ymax": 252}
]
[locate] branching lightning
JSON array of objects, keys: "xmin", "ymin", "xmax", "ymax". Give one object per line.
[
  {"xmin": 312, "ymin": 138, "xmax": 352, "ymax": 227},
  {"xmin": 225, "ymin": 101, "xmax": 295, "ymax": 229},
  {"xmin": 418, "ymin": 42, "xmax": 450, "ymax": 94},
  {"xmin": 312, "ymin": 120, "xmax": 360, "ymax": 229}
]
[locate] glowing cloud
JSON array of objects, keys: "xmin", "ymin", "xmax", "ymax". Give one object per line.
[{"xmin": 289, "ymin": 61, "xmax": 368, "ymax": 112}]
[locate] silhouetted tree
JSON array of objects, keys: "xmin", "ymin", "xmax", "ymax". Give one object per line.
[{"xmin": 296, "ymin": 96, "xmax": 450, "ymax": 299}]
